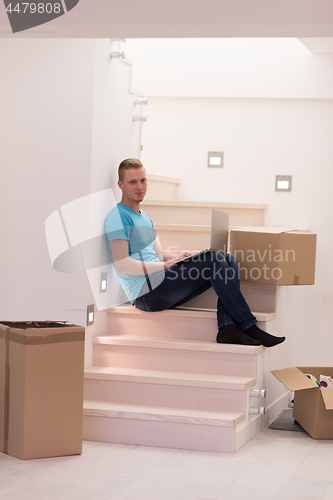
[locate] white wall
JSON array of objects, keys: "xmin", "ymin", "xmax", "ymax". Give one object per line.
[
  {"xmin": 126, "ymin": 38, "xmax": 333, "ymax": 98},
  {"xmin": 2, "ymin": 36, "xmax": 331, "ymax": 369},
  {"xmin": 0, "ymin": 40, "xmax": 141, "ymax": 365},
  {"xmin": 84, "ymin": 39, "xmax": 143, "ymax": 366},
  {"xmin": 89, "ymin": 41, "xmax": 143, "ymax": 196},
  {"xmin": 128, "ymin": 37, "xmax": 333, "ymax": 367},
  {"xmin": 0, "ymin": 39, "xmax": 142, "ymax": 367},
  {"xmin": 0, "ymin": 39, "xmax": 96, "ymax": 325},
  {"xmin": 140, "ymin": 96, "xmax": 333, "ymax": 366},
  {"xmin": 141, "ymin": 97, "xmax": 333, "ymax": 215}
]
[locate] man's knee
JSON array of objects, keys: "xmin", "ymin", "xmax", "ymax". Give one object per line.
[
  {"xmin": 226, "ymin": 253, "xmax": 238, "ymax": 264},
  {"xmin": 212, "ymin": 251, "xmax": 238, "ymax": 267},
  {"xmin": 226, "ymin": 266, "xmax": 237, "ymax": 282},
  {"xmin": 224, "ymin": 253, "xmax": 239, "ymax": 272},
  {"xmin": 213, "ymin": 251, "xmax": 226, "ymax": 263},
  {"xmin": 211, "ymin": 252, "xmax": 240, "ymax": 283}
]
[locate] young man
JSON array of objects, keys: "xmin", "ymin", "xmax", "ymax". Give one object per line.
[{"xmin": 104, "ymin": 158, "xmax": 285, "ymax": 347}]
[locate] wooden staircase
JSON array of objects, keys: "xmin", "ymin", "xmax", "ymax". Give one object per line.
[
  {"xmin": 141, "ymin": 200, "xmax": 267, "ymax": 226},
  {"xmin": 142, "ymin": 174, "xmax": 268, "ymax": 253},
  {"xmin": 83, "ymin": 306, "xmax": 271, "ymax": 453},
  {"xmin": 141, "ymin": 199, "xmax": 268, "ymax": 254},
  {"xmin": 83, "ymin": 173, "xmax": 281, "ymax": 453}
]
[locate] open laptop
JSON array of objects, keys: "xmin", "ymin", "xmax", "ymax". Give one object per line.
[{"xmin": 173, "ymin": 208, "xmax": 229, "ymax": 264}]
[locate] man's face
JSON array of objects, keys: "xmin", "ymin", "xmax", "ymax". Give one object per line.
[{"xmin": 118, "ymin": 167, "xmax": 147, "ymax": 204}]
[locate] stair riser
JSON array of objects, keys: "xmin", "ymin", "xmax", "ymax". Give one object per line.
[
  {"xmin": 157, "ymin": 230, "xmax": 210, "ymax": 253},
  {"xmin": 141, "ymin": 205, "xmax": 265, "ymax": 226},
  {"xmin": 84, "ymin": 379, "xmax": 246, "ymax": 413},
  {"xmin": 93, "ymin": 345, "xmax": 257, "ymax": 378},
  {"xmin": 146, "ymin": 182, "xmax": 178, "ymax": 200},
  {"xmin": 83, "ymin": 416, "xmax": 235, "ymax": 453},
  {"xmin": 177, "ymin": 283, "xmax": 276, "ymax": 314},
  {"xmin": 108, "ymin": 314, "xmax": 218, "ymax": 341},
  {"xmin": 241, "ymin": 283, "xmax": 277, "ymax": 314},
  {"xmin": 107, "ymin": 313, "xmax": 267, "ymax": 341}
]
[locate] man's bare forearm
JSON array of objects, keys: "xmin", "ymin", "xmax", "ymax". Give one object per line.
[
  {"xmin": 162, "ymin": 249, "xmax": 179, "ymax": 260},
  {"xmin": 115, "ymin": 257, "xmax": 172, "ymax": 275}
]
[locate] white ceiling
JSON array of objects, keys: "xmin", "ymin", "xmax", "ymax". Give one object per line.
[{"xmin": 1, "ymin": 0, "xmax": 333, "ymax": 38}]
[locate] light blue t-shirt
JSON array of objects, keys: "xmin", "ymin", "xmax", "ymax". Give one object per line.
[{"xmin": 104, "ymin": 202, "xmax": 160, "ymax": 303}]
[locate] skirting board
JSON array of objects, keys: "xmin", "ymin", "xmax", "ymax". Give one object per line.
[{"xmin": 235, "ymin": 390, "xmax": 291, "ymax": 452}]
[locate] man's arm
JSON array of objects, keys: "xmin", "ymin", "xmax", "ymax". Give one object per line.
[
  {"xmin": 152, "ymin": 234, "xmax": 164, "ymax": 261},
  {"xmin": 110, "ymin": 239, "xmax": 178, "ymax": 275}
]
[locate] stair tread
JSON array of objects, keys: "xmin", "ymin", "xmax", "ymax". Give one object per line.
[
  {"xmin": 83, "ymin": 400, "xmax": 244, "ymax": 427},
  {"xmin": 153, "ymin": 223, "xmax": 245, "ymax": 231},
  {"xmin": 84, "ymin": 366, "xmax": 255, "ymax": 389},
  {"xmin": 154, "ymin": 223, "xmax": 210, "ymax": 232},
  {"xmin": 93, "ymin": 334, "xmax": 264, "ymax": 354},
  {"xmin": 147, "ymin": 173, "xmax": 180, "ymax": 184},
  {"xmin": 107, "ymin": 304, "xmax": 276, "ymax": 323},
  {"xmin": 141, "ymin": 200, "xmax": 268, "ymax": 210}
]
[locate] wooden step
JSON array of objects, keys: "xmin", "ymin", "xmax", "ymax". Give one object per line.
[
  {"xmin": 84, "ymin": 366, "xmax": 255, "ymax": 413},
  {"xmin": 92, "ymin": 335, "xmax": 263, "ymax": 378},
  {"xmin": 177, "ymin": 282, "xmax": 277, "ymax": 314},
  {"xmin": 146, "ymin": 174, "xmax": 180, "ymax": 200},
  {"xmin": 107, "ymin": 305, "xmax": 275, "ymax": 342},
  {"xmin": 141, "ymin": 200, "xmax": 267, "ymax": 226},
  {"xmin": 83, "ymin": 400, "xmax": 244, "ymax": 453},
  {"xmin": 154, "ymin": 223, "xmax": 211, "ymax": 253}
]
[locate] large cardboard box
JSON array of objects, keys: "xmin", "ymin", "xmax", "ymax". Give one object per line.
[
  {"xmin": 0, "ymin": 321, "xmax": 85, "ymax": 460},
  {"xmin": 229, "ymin": 227, "xmax": 317, "ymax": 285},
  {"xmin": 271, "ymin": 367, "xmax": 333, "ymax": 439}
]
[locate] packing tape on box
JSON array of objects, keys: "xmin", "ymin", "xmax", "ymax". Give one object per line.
[
  {"xmin": 8, "ymin": 330, "xmax": 85, "ymax": 346},
  {"xmin": 0, "ymin": 323, "xmax": 84, "ymax": 455}
]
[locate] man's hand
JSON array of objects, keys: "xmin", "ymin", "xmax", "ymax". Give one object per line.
[
  {"xmin": 176, "ymin": 251, "xmax": 192, "ymax": 260},
  {"xmin": 163, "ymin": 256, "xmax": 179, "ymax": 269},
  {"xmin": 163, "ymin": 252, "xmax": 192, "ymax": 269}
]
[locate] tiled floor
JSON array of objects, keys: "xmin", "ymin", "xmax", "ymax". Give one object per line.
[{"xmin": 1, "ymin": 428, "xmax": 333, "ymax": 500}]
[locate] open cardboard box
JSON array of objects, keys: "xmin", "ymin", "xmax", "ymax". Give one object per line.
[
  {"xmin": 0, "ymin": 321, "xmax": 85, "ymax": 460},
  {"xmin": 229, "ymin": 227, "xmax": 317, "ymax": 285},
  {"xmin": 271, "ymin": 367, "xmax": 333, "ymax": 439}
]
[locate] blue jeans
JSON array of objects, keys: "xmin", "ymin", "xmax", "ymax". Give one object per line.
[{"xmin": 135, "ymin": 251, "xmax": 257, "ymax": 331}]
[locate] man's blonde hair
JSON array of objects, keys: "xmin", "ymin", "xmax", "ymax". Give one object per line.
[{"xmin": 118, "ymin": 158, "xmax": 145, "ymax": 182}]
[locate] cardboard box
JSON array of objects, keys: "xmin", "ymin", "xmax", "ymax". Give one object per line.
[
  {"xmin": 271, "ymin": 367, "xmax": 333, "ymax": 439},
  {"xmin": 0, "ymin": 321, "xmax": 85, "ymax": 460},
  {"xmin": 229, "ymin": 227, "xmax": 317, "ymax": 285}
]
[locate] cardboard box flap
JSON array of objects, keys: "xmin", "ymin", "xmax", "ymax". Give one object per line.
[
  {"xmin": 231, "ymin": 227, "xmax": 299, "ymax": 234},
  {"xmin": 0, "ymin": 321, "xmax": 84, "ymax": 345},
  {"xmin": 271, "ymin": 367, "xmax": 316, "ymax": 391},
  {"xmin": 320, "ymin": 387, "xmax": 333, "ymax": 410}
]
